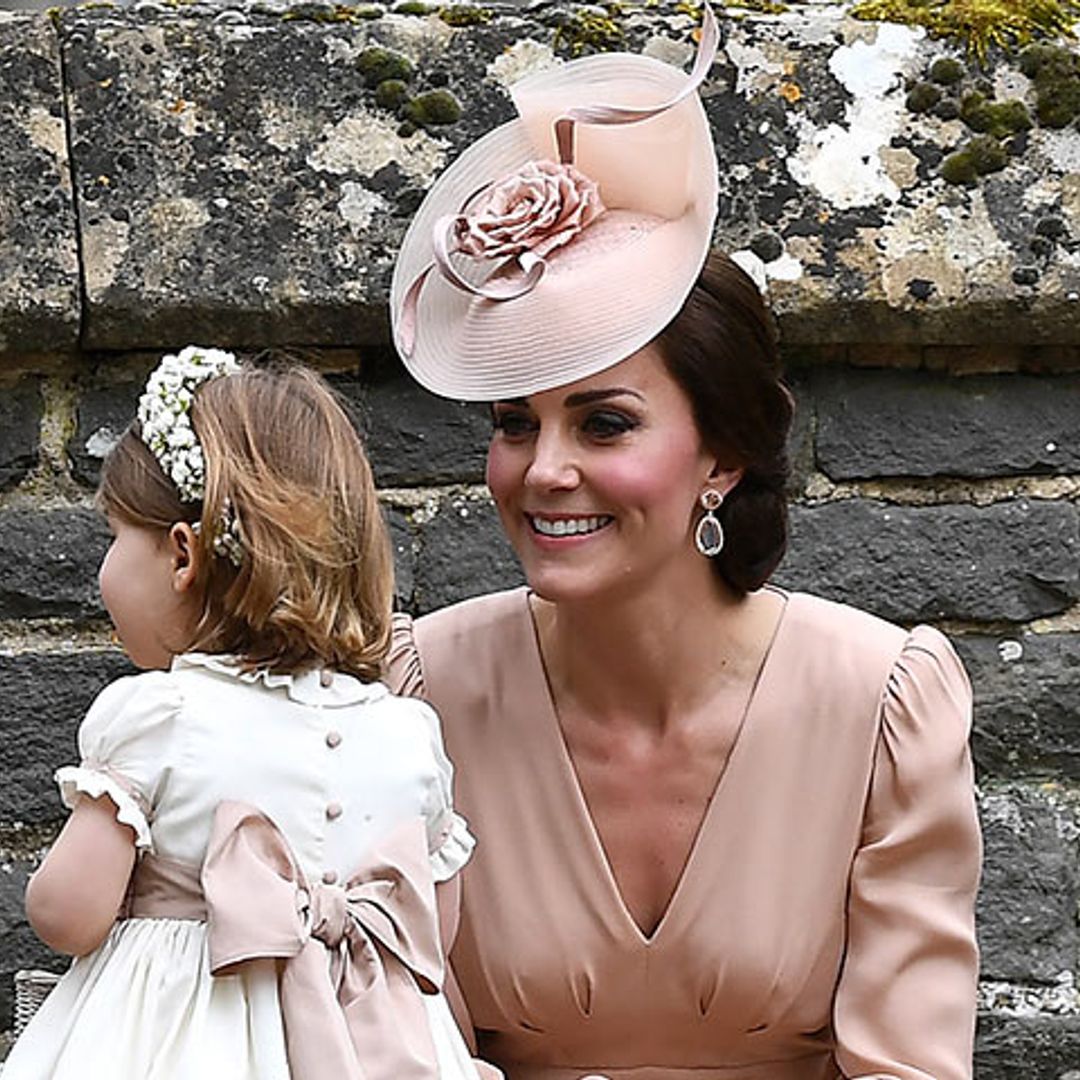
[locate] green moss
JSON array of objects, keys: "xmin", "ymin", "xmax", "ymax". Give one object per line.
[
  {"xmin": 392, "ymin": 0, "xmax": 433, "ymax": 12},
  {"xmin": 375, "ymin": 78, "xmax": 410, "ymax": 110},
  {"xmin": 941, "ymin": 132, "xmax": 1008, "ymax": 184},
  {"xmin": 959, "ymin": 91, "xmax": 1032, "ymax": 136},
  {"xmin": 928, "ymin": 56, "xmax": 965, "ymax": 84},
  {"xmin": 1019, "ymin": 43, "xmax": 1080, "ymax": 128},
  {"xmin": 906, "ymin": 80, "xmax": 942, "ymax": 112},
  {"xmin": 851, "ymin": 0, "xmax": 1080, "ymax": 62},
  {"xmin": 438, "ymin": 3, "xmax": 492, "ymax": 25},
  {"xmin": 358, "ymin": 46, "xmax": 414, "ymax": 86},
  {"xmin": 403, "ymin": 89, "xmax": 463, "ymax": 126},
  {"xmin": 553, "ymin": 10, "xmax": 625, "ymax": 57}
]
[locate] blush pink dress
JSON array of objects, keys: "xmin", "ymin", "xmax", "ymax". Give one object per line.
[{"xmin": 387, "ymin": 587, "xmax": 981, "ymax": 1080}]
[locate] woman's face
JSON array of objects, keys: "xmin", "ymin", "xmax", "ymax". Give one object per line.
[{"xmin": 486, "ymin": 344, "xmax": 738, "ymax": 604}]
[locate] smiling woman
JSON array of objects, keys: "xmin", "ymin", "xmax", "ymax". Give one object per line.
[{"xmin": 384, "ymin": 9, "xmax": 981, "ymax": 1079}]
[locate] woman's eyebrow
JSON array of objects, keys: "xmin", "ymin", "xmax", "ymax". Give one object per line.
[{"xmin": 563, "ymin": 387, "xmax": 645, "ymax": 407}]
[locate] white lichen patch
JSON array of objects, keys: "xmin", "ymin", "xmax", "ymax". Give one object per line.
[
  {"xmin": 376, "ymin": 13, "xmax": 454, "ymax": 61},
  {"xmin": 337, "ymin": 181, "xmax": 387, "ymax": 236},
  {"xmin": 82, "ymin": 217, "xmax": 131, "ymax": 295},
  {"xmin": 487, "ymin": 38, "xmax": 561, "ymax": 91},
  {"xmin": 259, "ymin": 102, "xmax": 318, "ymax": 154},
  {"xmin": 25, "ymin": 106, "xmax": 67, "ymax": 164},
  {"xmin": 641, "ymin": 35, "xmax": 694, "ymax": 69},
  {"xmin": 979, "ymin": 971, "xmax": 1080, "ymax": 1017},
  {"xmin": 1032, "ymin": 126, "xmax": 1080, "ymax": 178},
  {"xmin": 724, "ymin": 38, "xmax": 786, "ymax": 96},
  {"xmin": 148, "ymin": 196, "xmax": 211, "ymax": 235},
  {"xmin": 84, "ymin": 426, "xmax": 122, "ymax": 460},
  {"xmin": 979, "ymin": 790, "xmax": 1025, "ymax": 835},
  {"xmin": 307, "ymin": 111, "xmax": 446, "ymax": 186},
  {"xmin": 879, "ymin": 193, "xmax": 1012, "ymax": 303},
  {"xmin": 787, "ymin": 24, "xmax": 924, "ymax": 210}
]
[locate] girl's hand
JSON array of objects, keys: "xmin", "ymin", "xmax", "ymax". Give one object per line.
[{"xmin": 26, "ymin": 794, "xmax": 137, "ymax": 956}]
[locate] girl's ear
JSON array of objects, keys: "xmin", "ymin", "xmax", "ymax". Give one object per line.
[{"xmin": 167, "ymin": 522, "xmax": 202, "ymax": 594}]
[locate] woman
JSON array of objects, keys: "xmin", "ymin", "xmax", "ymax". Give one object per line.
[{"xmin": 385, "ymin": 9, "xmax": 981, "ymax": 1078}]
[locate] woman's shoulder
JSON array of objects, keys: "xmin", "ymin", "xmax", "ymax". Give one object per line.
[{"xmin": 387, "ymin": 587, "xmax": 531, "ymax": 700}]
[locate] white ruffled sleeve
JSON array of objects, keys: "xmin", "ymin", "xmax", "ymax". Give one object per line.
[
  {"xmin": 54, "ymin": 671, "xmax": 180, "ymax": 852},
  {"xmin": 417, "ymin": 698, "xmax": 476, "ymax": 883},
  {"xmin": 834, "ymin": 625, "xmax": 982, "ymax": 1080}
]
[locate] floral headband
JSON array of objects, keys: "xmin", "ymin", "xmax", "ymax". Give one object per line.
[
  {"xmin": 396, "ymin": 2, "xmax": 719, "ymax": 358},
  {"xmin": 137, "ymin": 345, "xmax": 244, "ymax": 566}
]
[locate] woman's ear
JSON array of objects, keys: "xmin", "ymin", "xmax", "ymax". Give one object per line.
[
  {"xmin": 706, "ymin": 461, "xmax": 744, "ymax": 499},
  {"xmin": 167, "ymin": 522, "xmax": 202, "ymax": 594}
]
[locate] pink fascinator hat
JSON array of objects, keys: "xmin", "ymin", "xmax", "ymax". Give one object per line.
[{"xmin": 390, "ymin": 5, "xmax": 720, "ymax": 401}]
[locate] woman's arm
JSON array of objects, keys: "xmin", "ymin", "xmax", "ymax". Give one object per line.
[{"xmin": 26, "ymin": 794, "xmax": 137, "ymax": 956}]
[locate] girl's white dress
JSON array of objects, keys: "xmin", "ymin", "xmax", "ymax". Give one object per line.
[{"xmin": 3, "ymin": 653, "xmax": 480, "ymax": 1080}]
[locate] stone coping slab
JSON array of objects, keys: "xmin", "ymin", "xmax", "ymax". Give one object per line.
[
  {"xmin": 0, "ymin": 15, "xmax": 79, "ymax": 355},
  {"xmin": 2, "ymin": 3, "xmax": 1079, "ymax": 354}
]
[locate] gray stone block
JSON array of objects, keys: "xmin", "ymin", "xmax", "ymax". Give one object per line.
[
  {"xmin": 0, "ymin": 17, "xmax": 79, "ymax": 356},
  {"xmin": 776, "ymin": 499, "xmax": 1079, "ymax": 623},
  {"xmin": 0, "ymin": 507, "xmax": 110, "ymax": 620},
  {"xmin": 815, "ymin": 369, "xmax": 1080, "ymax": 480},
  {"xmin": 0, "ymin": 651, "xmax": 134, "ymax": 826},
  {"xmin": 68, "ymin": 373, "xmax": 141, "ymax": 488},
  {"xmin": 409, "ymin": 496, "xmax": 522, "ymax": 615},
  {"xmin": 0, "ymin": 378, "xmax": 42, "ymax": 491},
  {"xmin": 335, "ymin": 374, "xmax": 489, "ymax": 487},
  {"xmin": 957, "ymin": 635, "xmax": 1080, "ymax": 780},
  {"xmin": 785, "ymin": 371, "xmax": 814, "ymax": 496},
  {"xmin": 976, "ymin": 785, "xmax": 1079, "ymax": 984},
  {"xmin": 975, "ymin": 1012, "xmax": 1080, "ymax": 1079},
  {"xmin": 387, "ymin": 506, "xmax": 415, "ymax": 611},
  {"xmin": 60, "ymin": 6, "xmax": 517, "ymax": 350}
]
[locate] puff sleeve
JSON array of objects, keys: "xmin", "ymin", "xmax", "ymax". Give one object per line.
[
  {"xmin": 834, "ymin": 626, "xmax": 982, "ymax": 1080},
  {"xmin": 54, "ymin": 672, "xmax": 180, "ymax": 852},
  {"xmin": 386, "ymin": 612, "xmax": 426, "ymax": 698},
  {"xmin": 416, "ymin": 697, "xmax": 476, "ymax": 883}
]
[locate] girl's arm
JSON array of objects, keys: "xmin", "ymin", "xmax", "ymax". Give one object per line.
[{"xmin": 26, "ymin": 794, "xmax": 137, "ymax": 957}]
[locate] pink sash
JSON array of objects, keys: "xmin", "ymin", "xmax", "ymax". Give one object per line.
[{"xmin": 130, "ymin": 802, "xmax": 444, "ymax": 1080}]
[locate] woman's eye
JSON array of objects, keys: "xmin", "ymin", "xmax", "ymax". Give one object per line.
[
  {"xmin": 583, "ymin": 410, "xmax": 637, "ymax": 439},
  {"xmin": 492, "ymin": 411, "xmax": 536, "ymax": 438}
]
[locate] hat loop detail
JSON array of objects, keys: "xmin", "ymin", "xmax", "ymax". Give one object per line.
[{"xmin": 396, "ymin": 2, "xmax": 720, "ymax": 360}]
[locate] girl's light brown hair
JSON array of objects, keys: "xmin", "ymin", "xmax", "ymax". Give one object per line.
[{"xmin": 98, "ymin": 364, "xmax": 393, "ymax": 681}]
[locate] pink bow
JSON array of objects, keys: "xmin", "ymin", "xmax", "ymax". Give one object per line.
[{"xmin": 201, "ymin": 801, "xmax": 444, "ymax": 1080}]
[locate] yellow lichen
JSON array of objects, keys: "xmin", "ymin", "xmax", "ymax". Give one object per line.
[{"xmin": 851, "ymin": 0, "xmax": 1080, "ymax": 63}]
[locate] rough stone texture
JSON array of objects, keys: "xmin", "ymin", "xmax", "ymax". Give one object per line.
[
  {"xmin": 408, "ymin": 495, "xmax": 522, "ymax": 615},
  {"xmin": 958, "ymin": 635, "xmax": 1080, "ymax": 780},
  {"xmin": 814, "ymin": 369, "xmax": 1080, "ymax": 479},
  {"xmin": 387, "ymin": 505, "xmax": 415, "ymax": 610},
  {"xmin": 336, "ymin": 373, "xmax": 489, "ymax": 487},
  {"xmin": 0, "ymin": 2, "xmax": 1063, "ymax": 352},
  {"xmin": 0, "ymin": 507, "xmax": 110, "ymax": 620},
  {"xmin": 0, "ymin": 650, "xmax": 134, "ymax": 825},
  {"xmin": 0, "ymin": 377, "xmax": 42, "ymax": 490},
  {"xmin": 975, "ymin": 1013, "xmax": 1080, "ymax": 1079},
  {"xmin": 976, "ymin": 784, "xmax": 1079, "ymax": 984},
  {"xmin": 776, "ymin": 499, "xmax": 1080, "ymax": 623},
  {"xmin": 68, "ymin": 370, "xmax": 142, "ymax": 488},
  {"xmin": 0, "ymin": 15, "xmax": 79, "ymax": 357}
]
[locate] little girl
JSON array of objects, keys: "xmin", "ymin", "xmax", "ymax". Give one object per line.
[{"xmin": 4, "ymin": 347, "xmax": 486, "ymax": 1080}]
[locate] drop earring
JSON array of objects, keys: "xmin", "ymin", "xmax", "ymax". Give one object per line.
[{"xmin": 694, "ymin": 489, "xmax": 724, "ymax": 557}]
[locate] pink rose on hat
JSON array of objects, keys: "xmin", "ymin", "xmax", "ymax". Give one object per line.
[{"xmin": 457, "ymin": 160, "xmax": 605, "ymax": 261}]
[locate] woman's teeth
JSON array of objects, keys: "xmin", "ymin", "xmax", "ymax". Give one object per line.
[{"xmin": 531, "ymin": 515, "xmax": 611, "ymax": 537}]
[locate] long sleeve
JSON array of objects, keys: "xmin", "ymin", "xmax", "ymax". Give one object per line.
[{"xmin": 834, "ymin": 625, "xmax": 982, "ymax": 1080}]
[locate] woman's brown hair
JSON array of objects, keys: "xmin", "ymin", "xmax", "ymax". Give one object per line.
[
  {"xmin": 656, "ymin": 252, "xmax": 793, "ymax": 594},
  {"xmin": 98, "ymin": 364, "xmax": 393, "ymax": 681}
]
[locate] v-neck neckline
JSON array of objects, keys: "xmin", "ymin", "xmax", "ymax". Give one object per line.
[{"xmin": 519, "ymin": 586, "xmax": 792, "ymax": 947}]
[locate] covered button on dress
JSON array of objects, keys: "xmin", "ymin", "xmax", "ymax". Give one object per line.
[{"xmin": 387, "ymin": 588, "xmax": 982, "ymax": 1080}]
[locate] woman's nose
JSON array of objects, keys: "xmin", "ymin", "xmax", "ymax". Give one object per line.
[{"xmin": 524, "ymin": 428, "xmax": 579, "ymax": 490}]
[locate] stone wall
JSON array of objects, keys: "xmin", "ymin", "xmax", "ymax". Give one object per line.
[{"xmin": 0, "ymin": 1, "xmax": 1078, "ymax": 1074}]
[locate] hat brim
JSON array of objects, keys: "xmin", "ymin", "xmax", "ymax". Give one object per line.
[{"xmin": 390, "ymin": 53, "xmax": 718, "ymax": 401}]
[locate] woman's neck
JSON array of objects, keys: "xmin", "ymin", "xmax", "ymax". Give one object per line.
[{"xmin": 530, "ymin": 571, "xmax": 782, "ymax": 734}]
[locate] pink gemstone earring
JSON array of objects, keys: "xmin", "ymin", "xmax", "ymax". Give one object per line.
[{"xmin": 694, "ymin": 489, "xmax": 724, "ymax": 557}]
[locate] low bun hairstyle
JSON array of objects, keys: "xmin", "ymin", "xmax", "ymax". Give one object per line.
[{"xmin": 656, "ymin": 252, "xmax": 793, "ymax": 594}]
